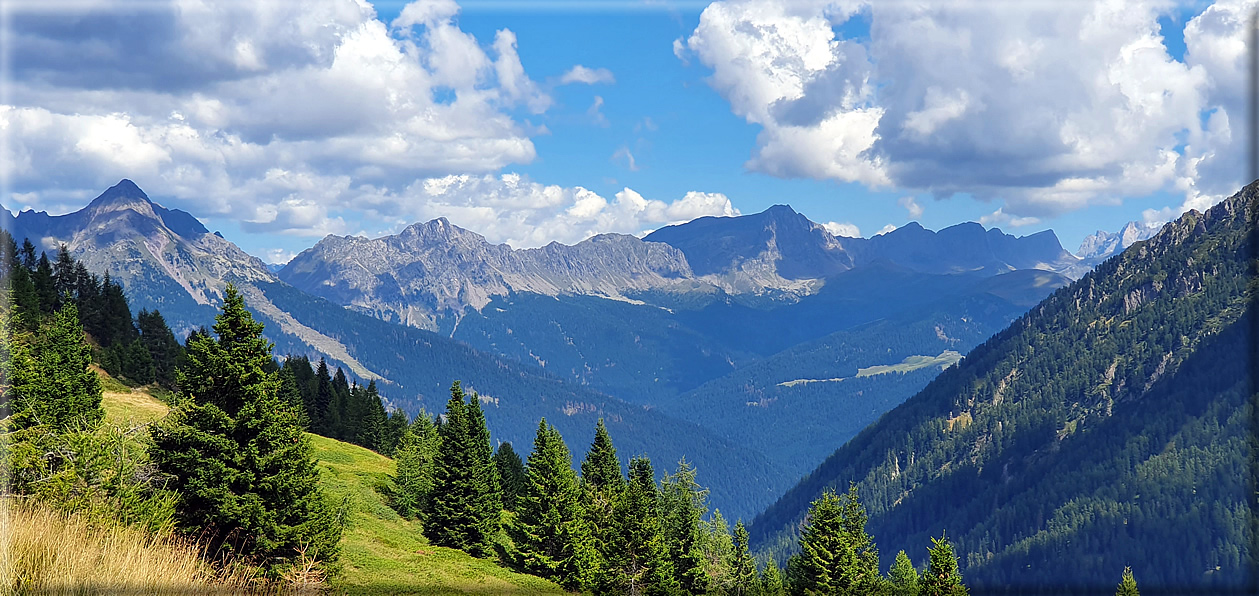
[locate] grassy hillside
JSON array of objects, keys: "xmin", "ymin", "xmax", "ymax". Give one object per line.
[{"xmin": 98, "ymin": 383, "xmax": 566, "ymax": 595}]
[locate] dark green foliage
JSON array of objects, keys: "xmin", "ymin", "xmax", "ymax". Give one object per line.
[
  {"xmin": 730, "ymin": 520, "xmax": 756, "ymax": 595},
  {"xmin": 426, "ymin": 381, "xmax": 501, "ymax": 557},
  {"xmin": 580, "ymin": 418, "xmax": 626, "ymax": 589},
  {"xmin": 390, "ymin": 411, "xmax": 438, "ymax": 520},
  {"xmin": 1115, "ymin": 567, "xmax": 1139, "ymax": 596},
  {"xmin": 660, "ymin": 459, "xmax": 709, "ymax": 594},
  {"xmin": 493, "ymin": 442, "xmax": 527, "ymax": 511},
  {"xmin": 148, "ymin": 284, "xmax": 340, "ymax": 571},
  {"xmin": 505, "ymin": 419, "xmax": 595, "ymax": 591},
  {"xmin": 791, "ymin": 486, "xmax": 880, "ymax": 596},
  {"xmin": 889, "ymin": 550, "xmax": 921, "ymax": 596},
  {"xmin": 9, "ymin": 302, "xmax": 103, "ymax": 431},
  {"xmin": 760, "ymin": 559, "xmax": 786, "ymax": 596},
  {"xmin": 138, "ymin": 309, "xmax": 182, "ymax": 387},
  {"xmin": 605, "ymin": 457, "xmax": 678, "ymax": 596},
  {"xmin": 751, "ymin": 186, "xmax": 1259, "ymax": 592},
  {"xmin": 921, "ymin": 534, "xmax": 967, "ymax": 596}
]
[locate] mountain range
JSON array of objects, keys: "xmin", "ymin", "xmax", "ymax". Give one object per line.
[{"xmin": 3, "ymin": 179, "xmax": 1134, "ymax": 521}]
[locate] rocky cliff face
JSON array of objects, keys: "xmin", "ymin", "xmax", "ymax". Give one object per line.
[
  {"xmin": 280, "ymin": 219, "xmax": 696, "ymax": 329},
  {"xmin": 1076, "ymin": 220, "xmax": 1163, "ymax": 261},
  {"xmin": 6, "ymin": 179, "xmax": 276, "ymax": 313}
]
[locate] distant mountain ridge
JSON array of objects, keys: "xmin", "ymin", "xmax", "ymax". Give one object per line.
[
  {"xmin": 282, "ymin": 203, "xmax": 1082, "ymax": 330},
  {"xmin": 1076, "ymin": 220, "xmax": 1163, "ymax": 260}
]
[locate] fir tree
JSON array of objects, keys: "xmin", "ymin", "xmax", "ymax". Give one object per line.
[
  {"xmin": 730, "ymin": 520, "xmax": 757, "ymax": 595},
  {"xmin": 313, "ymin": 358, "xmax": 333, "ymax": 433},
  {"xmin": 506, "ymin": 419, "xmax": 596, "ymax": 591},
  {"xmin": 137, "ymin": 309, "xmax": 182, "ymax": 387},
  {"xmin": 701, "ymin": 508, "xmax": 734, "ymax": 592},
  {"xmin": 465, "ymin": 390, "xmax": 502, "ymax": 556},
  {"xmin": 148, "ymin": 284, "xmax": 340, "ymax": 571},
  {"xmin": 357, "ymin": 380, "xmax": 388, "ymax": 451},
  {"xmin": 9, "ymin": 302, "xmax": 103, "ymax": 431},
  {"xmin": 889, "ymin": 550, "xmax": 921, "ymax": 596},
  {"xmin": 493, "ymin": 442, "xmax": 527, "ymax": 511},
  {"xmin": 921, "ymin": 533, "xmax": 967, "ymax": 596},
  {"xmin": 1115, "ymin": 567, "xmax": 1140, "ymax": 596}
]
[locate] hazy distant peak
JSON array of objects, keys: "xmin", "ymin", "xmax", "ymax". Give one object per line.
[{"xmin": 1077, "ymin": 220, "xmax": 1162, "ymax": 260}]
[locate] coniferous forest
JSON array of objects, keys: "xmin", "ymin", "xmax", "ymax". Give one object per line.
[{"xmin": 0, "ymin": 230, "xmax": 980, "ymax": 594}]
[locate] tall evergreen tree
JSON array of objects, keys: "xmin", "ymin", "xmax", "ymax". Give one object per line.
[
  {"xmin": 760, "ymin": 559, "xmax": 786, "ymax": 596},
  {"xmin": 392, "ymin": 412, "xmax": 438, "ymax": 520},
  {"xmin": 793, "ymin": 486, "xmax": 881, "ymax": 596},
  {"xmin": 33, "ymin": 252, "xmax": 56, "ymax": 314},
  {"xmin": 313, "ymin": 358, "xmax": 333, "ymax": 433},
  {"xmin": 889, "ymin": 550, "xmax": 921, "ymax": 596},
  {"xmin": 920, "ymin": 534, "xmax": 967, "ymax": 596},
  {"xmin": 9, "ymin": 302, "xmax": 103, "ymax": 431},
  {"xmin": 137, "ymin": 309, "xmax": 182, "ymax": 387},
  {"xmin": 426, "ymin": 381, "xmax": 500, "ymax": 557},
  {"xmin": 730, "ymin": 520, "xmax": 757, "ymax": 595},
  {"xmin": 148, "ymin": 284, "xmax": 340, "ymax": 570},
  {"xmin": 580, "ymin": 418, "xmax": 626, "ymax": 590},
  {"xmin": 606, "ymin": 456, "xmax": 678, "ymax": 596},
  {"xmin": 493, "ymin": 442, "xmax": 527, "ymax": 511},
  {"xmin": 660, "ymin": 459, "xmax": 709, "ymax": 594},
  {"xmin": 701, "ymin": 509, "xmax": 734, "ymax": 592},
  {"xmin": 1115, "ymin": 567, "xmax": 1140, "ymax": 596},
  {"xmin": 505, "ymin": 419, "xmax": 595, "ymax": 591}
]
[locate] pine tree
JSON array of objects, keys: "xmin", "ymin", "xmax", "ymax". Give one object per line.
[
  {"xmin": 889, "ymin": 550, "xmax": 921, "ymax": 596},
  {"xmin": 660, "ymin": 459, "xmax": 709, "ymax": 594},
  {"xmin": 921, "ymin": 533, "xmax": 967, "ymax": 596},
  {"xmin": 465, "ymin": 391, "xmax": 502, "ymax": 557},
  {"xmin": 493, "ymin": 442, "xmax": 527, "ymax": 511},
  {"xmin": 357, "ymin": 380, "xmax": 388, "ymax": 451},
  {"xmin": 730, "ymin": 520, "xmax": 757, "ymax": 595},
  {"xmin": 9, "ymin": 301, "xmax": 103, "ymax": 431},
  {"xmin": 277, "ymin": 365, "xmax": 309, "ymax": 428},
  {"xmin": 381, "ymin": 406, "xmax": 410, "ymax": 456},
  {"xmin": 1115, "ymin": 567, "xmax": 1140, "ymax": 596},
  {"xmin": 313, "ymin": 358, "xmax": 333, "ymax": 433},
  {"xmin": 761, "ymin": 559, "xmax": 786, "ymax": 596},
  {"xmin": 137, "ymin": 309, "xmax": 182, "ymax": 387},
  {"xmin": 702, "ymin": 508, "xmax": 734, "ymax": 592},
  {"xmin": 606, "ymin": 456, "xmax": 678, "ymax": 596},
  {"xmin": 148, "ymin": 284, "xmax": 340, "ymax": 570},
  {"xmin": 580, "ymin": 418, "xmax": 626, "ymax": 591},
  {"xmin": 506, "ymin": 419, "xmax": 595, "ymax": 591},
  {"xmin": 33, "ymin": 252, "xmax": 56, "ymax": 314}
]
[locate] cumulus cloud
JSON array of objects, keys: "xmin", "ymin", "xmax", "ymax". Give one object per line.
[
  {"xmin": 683, "ymin": 0, "xmax": 1254, "ymax": 219},
  {"xmin": 352, "ymin": 173, "xmax": 738, "ymax": 248},
  {"xmin": 979, "ymin": 208, "xmax": 1041, "ymax": 228},
  {"xmin": 2, "ymin": 0, "xmax": 550, "ymax": 235},
  {"xmin": 822, "ymin": 221, "xmax": 861, "ymax": 237},
  {"xmin": 560, "ymin": 65, "xmax": 616, "ymax": 85}
]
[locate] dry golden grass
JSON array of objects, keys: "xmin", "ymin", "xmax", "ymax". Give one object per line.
[{"xmin": 0, "ymin": 501, "xmax": 251, "ymax": 595}]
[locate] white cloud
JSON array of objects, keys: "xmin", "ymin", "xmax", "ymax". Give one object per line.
[
  {"xmin": 560, "ymin": 65, "xmax": 616, "ymax": 85},
  {"xmin": 979, "ymin": 208, "xmax": 1041, "ymax": 228},
  {"xmin": 265, "ymin": 248, "xmax": 298, "ymax": 265},
  {"xmin": 876, "ymin": 223, "xmax": 897, "ymax": 235},
  {"xmin": 2, "ymin": 0, "xmax": 551, "ymax": 235},
  {"xmin": 354, "ymin": 173, "xmax": 738, "ymax": 248},
  {"xmin": 612, "ymin": 146, "xmax": 639, "ymax": 171},
  {"xmin": 684, "ymin": 0, "xmax": 1253, "ymax": 219},
  {"xmin": 823, "ymin": 221, "xmax": 861, "ymax": 237},
  {"xmin": 588, "ymin": 96, "xmax": 610, "ymax": 127},
  {"xmin": 897, "ymin": 196, "xmax": 922, "ymax": 219}
]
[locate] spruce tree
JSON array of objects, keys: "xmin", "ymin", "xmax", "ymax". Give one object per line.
[
  {"xmin": 889, "ymin": 550, "xmax": 921, "ymax": 596},
  {"xmin": 702, "ymin": 508, "xmax": 734, "ymax": 592},
  {"xmin": 149, "ymin": 284, "xmax": 340, "ymax": 570},
  {"xmin": 730, "ymin": 520, "xmax": 757, "ymax": 595},
  {"xmin": 493, "ymin": 442, "xmax": 527, "ymax": 510},
  {"xmin": 9, "ymin": 301, "xmax": 103, "ymax": 431},
  {"xmin": 661, "ymin": 459, "xmax": 709, "ymax": 594},
  {"xmin": 1115, "ymin": 567, "xmax": 1140, "ymax": 596},
  {"xmin": 137, "ymin": 309, "xmax": 181, "ymax": 387},
  {"xmin": 313, "ymin": 358, "xmax": 333, "ymax": 433},
  {"xmin": 506, "ymin": 419, "xmax": 595, "ymax": 591},
  {"xmin": 357, "ymin": 380, "xmax": 388, "ymax": 451},
  {"xmin": 761, "ymin": 559, "xmax": 786, "ymax": 596},
  {"xmin": 426, "ymin": 381, "xmax": 500, "ymax": 557},
  {"xmin": 921, "ymin": 533, "xmax": 967, "ymax": 596},
  {"xmin": 580, "ymin": 418, "xmax": 626, "ymax": 590},
  {"xmin": 794, "ymin": 486, "xmax": 881, "ymax": 596},
  {"xmin": 392, "ymin": 412, "xmax": 438, "ymax": 520},
  {"xmin": 606, "ymin": 456, "xmax": 678, "ymax": 596}
]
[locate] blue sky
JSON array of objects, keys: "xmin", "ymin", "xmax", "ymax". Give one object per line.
[{"xmin": 2, "ymin": 0, "xmax": 1251, "ymax": 263}]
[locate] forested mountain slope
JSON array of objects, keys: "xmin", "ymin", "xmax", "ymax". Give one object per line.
[{"xmin": 749, "ymin": 182, "xmax": 1258, "ymax": 593}]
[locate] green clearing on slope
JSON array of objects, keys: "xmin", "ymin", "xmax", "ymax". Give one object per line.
[{"xmin": 98, "ymin": 380, "xmax": 565, "ymax": 595}]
